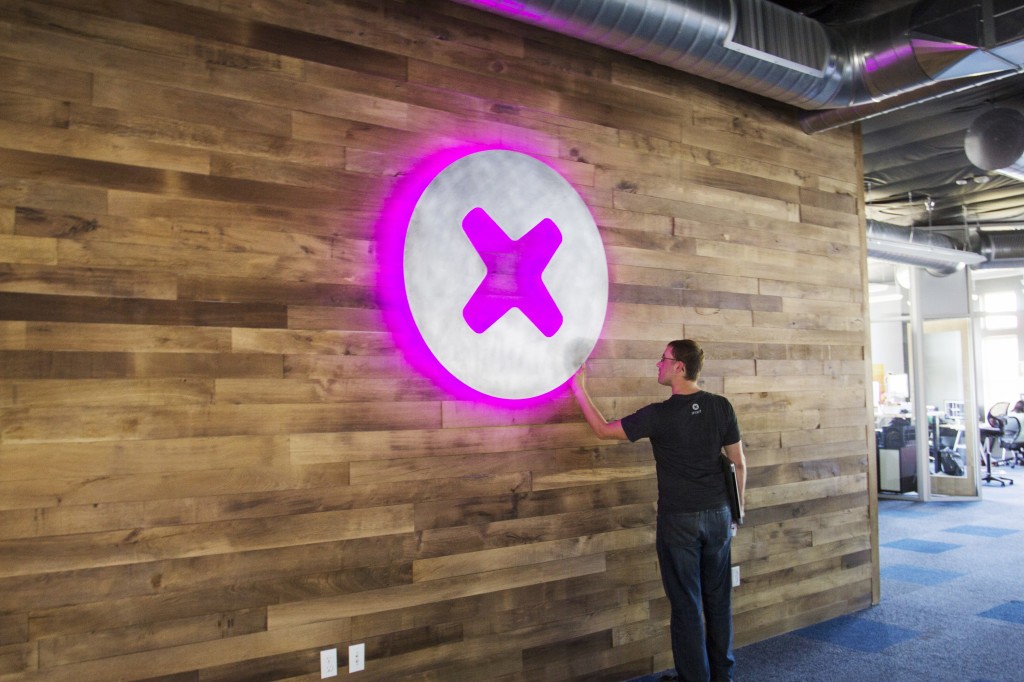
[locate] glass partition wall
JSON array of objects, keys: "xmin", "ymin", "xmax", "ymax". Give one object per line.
[
  {"xmin": 921, "ymin": 318, "xmax": 978, "ymax": 497},
  {"xmin": 869, "ymin": 262, "xmax": 980, "ymax": 500}
]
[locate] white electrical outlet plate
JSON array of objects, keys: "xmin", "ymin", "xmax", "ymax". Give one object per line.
[
  {"xmin": 320, "ymin": 648, "xmax": 338, "ymax": 678},
  {"xmin": 349, "ymin": 643, "xmax": 365, "ymax": 673},
  {"xmin": 731, "ymin": 565, "xmax": 741, "ymax": 587}
]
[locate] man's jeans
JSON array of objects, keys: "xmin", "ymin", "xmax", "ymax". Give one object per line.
[{"xmin": 656, "ymin": 505, "xmax": 734, "ymax": 682}]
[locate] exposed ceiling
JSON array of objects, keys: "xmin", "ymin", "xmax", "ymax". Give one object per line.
[{"xmin": 777, "ymin": 0, "xmax": 1024, "ymax": 230}]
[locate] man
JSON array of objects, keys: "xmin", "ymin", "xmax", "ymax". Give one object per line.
[{"xmin": 570, "ymin": 339, "xmax": 746, "ymax": 682}]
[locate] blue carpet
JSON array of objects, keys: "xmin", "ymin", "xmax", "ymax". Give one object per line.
[
  {"xmin": 794, "ymin": 615, "xmax": 920, "ymax": 653},
  {"xmin": 979, "ymin": 600, "xmax": 1024, "ymax": 625},
  {"xmin": 882, "ymin": 537, "xmax": 961, "ymax": 553},
  {"xmin": 943, "ymin": 524, "xmax": 1017, "ymax": 538},
  {"xmin": 626, "ymin": 672, "xmax": 673, "ymax": 682},
  {"xmin": 881, "ymin": 563, "xmax": 963, "ymax": 585},
  {"xmin": 882, "ymin": 506, "xmax": 938, "ymax": 516}
]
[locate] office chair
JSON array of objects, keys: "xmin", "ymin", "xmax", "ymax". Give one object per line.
[
  {"xmin": 985, "ymin": 403, "xmax": 1016, "ymax": 466},
  {"xmin": 987, "ymin": 402, "xmax": 1009, "ymax": 431},
  {"xmin": 982, "ymin": 403, "xmax": 1014, "ymax": 485},
  {"xmin": 1001, "ymin": 413, "xmax": 1024, "ymax": 467}
]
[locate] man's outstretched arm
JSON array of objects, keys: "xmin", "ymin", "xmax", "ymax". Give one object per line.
[{"xmin": 571, "ymin": 368, "xmax": 627, "ymax": 441}]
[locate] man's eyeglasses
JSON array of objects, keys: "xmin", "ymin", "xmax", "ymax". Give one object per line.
[{"xmin": 658, "ymin": 356, "xmax": 677, "ymax": 363}]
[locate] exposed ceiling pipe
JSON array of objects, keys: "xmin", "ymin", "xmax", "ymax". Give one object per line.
[
  {"xmin": 800, "ymin": 69, "xmax": 1024, "ymax": 134},
  {"xmin": 452, "ymin": 0, "xmax": 848, "ymax": 109},
  {"xmin": 867, "ymin": 220, "xmax": 1024, "ymax": 271},
  {"xmin": 965, "ymin": 107, "xmax": 1024, "ymax": 182},
  {"xmin": 451, "ymin": 0, "xmax": 1024, "ymax": 130},
  {"xmin": 866, "ymin": 220, "xmax": 981, "ymax": 275},
  {"xmin": 973, "ymin": 230, "xmax": 1024, "ymax": 269}
]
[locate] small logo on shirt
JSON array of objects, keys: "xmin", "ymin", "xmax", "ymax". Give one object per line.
[{"xmin": 691, "ymin": 402, "xmax": 702, "ymax": 415}]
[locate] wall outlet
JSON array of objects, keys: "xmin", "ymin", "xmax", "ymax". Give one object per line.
[
  {"xmin": 731, "ymin": 565, "xmax": 741, "ymax": 587},
  {"xmin": 320, "ymin": 648, "xmax": 338, "ymax": 678},
  {"xmin": 349, "ymin": 643, "xmax": 365, "ymax": 673}
]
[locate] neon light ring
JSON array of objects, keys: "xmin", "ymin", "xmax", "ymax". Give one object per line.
[{"xmin": 378, "ymin": 148, "xmax": 608, "ymax": 402}]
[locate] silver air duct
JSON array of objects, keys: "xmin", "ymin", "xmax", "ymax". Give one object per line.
[
  {"xmin": 452, "ymin": 0, "xmax": 1024, "ymax": 131},
  {"xmin": 866, "ymin": 220, "xmax": 985, "ymax": 275},
  {"xmin": 975, "ymin": 230, "xmax": 1024, "ymax": 269},
  {"xmin": 867, "ymin": 220, "xmax": 1024, "ymax": 272},
  {"xmin": 965, "ymin": 108, "xmax": 1024, "ymax": 183},
  {"xmin": 452, "ymin": 0, "xmax": 848, "ymax": 109}
]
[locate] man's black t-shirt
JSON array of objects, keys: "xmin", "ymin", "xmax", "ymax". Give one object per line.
[{"xmin": 620, "ymin": 391, "xmax": 741, "ymax": 515}]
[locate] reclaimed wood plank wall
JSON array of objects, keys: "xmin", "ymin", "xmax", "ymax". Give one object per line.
[{"xmin": 0, "ymin": 0, "xmax": 876, "ymax": 679}]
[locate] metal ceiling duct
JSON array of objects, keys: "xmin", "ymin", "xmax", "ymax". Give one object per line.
[
  {"xmin": 974, "ymin": 229, "xmax": 1024, "ymax": 269},
  {"xmin": 803, "ymin": 0, "xmax": 1024, "ymax": 131},
  {"xmin": 866, "ymin": 220, "xmax": 984, "ymax": 274},
  {"xmin": 451, "ymin": 0, "xmax": 1024, "ymax": 129},
  {"xmin": 453, "ymin": 0, "xmax": 848, "ymax": 109},
  {"xmin": 965, "ymin": 107, "xmax": 1024, "ymax": 182},
  {"xmin": 867, "ymin": 220, "xmax": 1024, "ymax": 271}
]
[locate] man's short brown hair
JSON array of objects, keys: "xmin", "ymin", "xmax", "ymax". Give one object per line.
[{"xmin": 667, "ymin": 339, "xmax": 704, "ymax": 381}]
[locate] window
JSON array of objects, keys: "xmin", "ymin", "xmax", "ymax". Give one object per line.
[
  {"xmin": 981, "ymin": 291, "xmax": 1018, "ymax": 331},
  {"xmin": 981, "ymin": 335, "xmax": 1021, "ymax": 412}
]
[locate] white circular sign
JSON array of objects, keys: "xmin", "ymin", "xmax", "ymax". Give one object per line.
[{"xmin": 403, "ymin": 150, "xmax": 608, "ymax": 400}]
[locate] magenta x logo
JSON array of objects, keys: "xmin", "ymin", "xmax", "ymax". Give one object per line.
[{"xmin": 461, "ymin": 207, "xmax": 564, "ymax": 337}]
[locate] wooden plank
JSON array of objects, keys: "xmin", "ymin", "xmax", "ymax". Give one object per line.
[
  {"xmin": 348, "ymin": 448, "xmax": 605, "ymax": 486},
  {"xmin": 412, "ymin": 528, "xmax": 652, "ymax": 582},
  {"xmin": 746, "ymin": 473, "xmax": 868, "ymax": 510},
  {"xmin": 0, "ymin": 263, "xmax": 177, "ymax": 299},
  {"xmin": 0, "ymin": 91, "xmax": 69, "ymax": 130},
  {"xmin": 0, "ymin": 505, "xmax": 415, "ymax": 578},
  {"xmin": 11, "ymin": 536, "xmax": 417, "ymax": 627},
  {"xmin": 678, "ymin": 117, "xmax": 859, "ymax": 184},
  {"xmin": 37, "ymin": 607, "xmax": 268, "ymax": 668},
  {"xmin": 0, "ymin": 119, "xmax": 211, "ymax": 174},
  {"xmin": 0, "ymin": 235, "xmax": 56, "ymax": 265},
  {"xmin": 290, "ymin": 422, "xmax": 589, "ymax": 463},
  {"xmin": 0, "ymin": 378, "xmax": 214, "ymax": 408},
  {"xmin": 0, "ymin": 54, "xmax": 92, "ymax": 103},
  {"xmin": 15, "ymin": 206, "xmax": 341, "ymax": 264},
  {"xmin": 231, "ymin": 329, "xmax": 396, "ymax": 356},
  {"xmin": 102, "ymin": 192, "xmax": 371, "ymax": 240},
  {"xmin": 0, "ymin": 435, "xmax": 287, "ymax": 482},
  {"xmin": 20, "ymin": 322, "xmax": 232, "ymax": 353},
  {"xmin": 0, "ymin": 349, "xmax": 279, "ymax": 381},
  {"xmin": 673, "ymin": 216, "xmax": 860, "ymax": 256},
  {"xmin": 0, "ymin": 292, "xmax": 287, "ymax": 329},
  {"xmin": 0, "ymin": 177, "xmax": 109, "ymax": 216},
  {"xmin": 267, "ymin": 554, "xmax": 607, "ymax": 629},
  {"xmin": 4, "ymin": 619, "xmax": 352, "ymax": 681},
  {"xmin": 0, "ymin": 322, "xmax": 26, "ymax": 351},
  {"xmin": 414, "ymin": 505, "xmax": 656, "ymax": 562},
  {"xmin": 178, "ymin": 274, "xmax": 374, "ymax": 309},
  {"xmin": 0, "ymin": 147, "xmax": 372, "ymax": 211},
  {"xmin": 214, "ymin": 376, "xmax": 442, "ymax": 404},
  {"xmin": 1, "ymin": 402, "xmax": 441, "ymax": 443}
]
